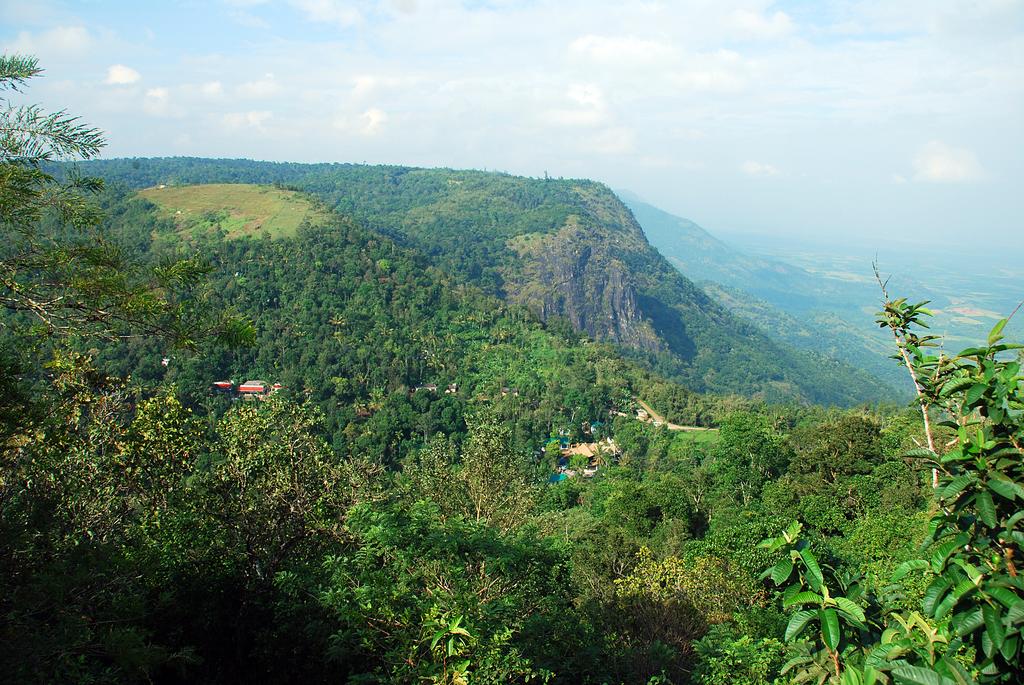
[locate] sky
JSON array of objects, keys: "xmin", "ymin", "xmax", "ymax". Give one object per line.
[{"xmin": 2, "ymin": 0, "xmax": 1023, "ymax": 251}]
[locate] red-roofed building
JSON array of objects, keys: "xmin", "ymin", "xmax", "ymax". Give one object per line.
[{"xmin": 238, "ymin": 380, "xmax": 268, "ymax": 394}]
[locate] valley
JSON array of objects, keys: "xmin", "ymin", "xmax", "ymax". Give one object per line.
[
  {"xmin": 627, "ymin": 196, "xmax": 1023, "ymax": 395},
  {"xmin": 4, "ymin": 30, "xmax": 1021, "ymax": 683}
]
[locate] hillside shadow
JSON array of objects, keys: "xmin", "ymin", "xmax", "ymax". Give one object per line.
[{"xmin": 637, "ymin": 294, "xmax": 697, "ymax": 361}]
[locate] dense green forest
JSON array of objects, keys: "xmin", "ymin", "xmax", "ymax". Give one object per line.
[
  {"xmin": 90, "ymin": 182, "xmax": 734, "ymax": 459},
  {"xmin": 3, "ymin": 56, "xmax": 1023, "ymax": 685},
  {"xmin": 74, "ymin": 156, "xmax": 895, "ymax": 407}
]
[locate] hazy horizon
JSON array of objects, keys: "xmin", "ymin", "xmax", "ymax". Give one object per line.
[{"xmin": 3, "ymin": 0, "xmax": 1022, "ymax": 251}]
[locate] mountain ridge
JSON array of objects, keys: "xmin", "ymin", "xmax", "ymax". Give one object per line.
[{"xmin": 76, "ymin": 158, "xmax": 896, "ymax": 405}]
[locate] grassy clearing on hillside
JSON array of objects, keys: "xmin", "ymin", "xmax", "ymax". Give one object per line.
[
  {"xmin": 672, "ymin": 428, "xmax": 719, "ymax": 447},
  {"xmin": 138, "ymin": 183, "xmax": 329, "ymax": 239}
]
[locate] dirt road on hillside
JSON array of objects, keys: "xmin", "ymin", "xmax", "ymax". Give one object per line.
[{"xmin": 635, "ymin": 399, "xmax": 716, "ymax": 432}]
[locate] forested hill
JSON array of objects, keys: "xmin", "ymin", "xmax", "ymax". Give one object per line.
[{"xmin": 76, "ymin": 157, "xmax": 894, "ymax": 405}]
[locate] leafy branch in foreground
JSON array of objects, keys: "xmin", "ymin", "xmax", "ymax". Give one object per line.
[
  {"xmin": 759, "ymin": 521, "xmax": 877, "ymax": 683},
  {"xmin": 764, "ymin": 297, "xmax": 1024, "ymax": 684}
]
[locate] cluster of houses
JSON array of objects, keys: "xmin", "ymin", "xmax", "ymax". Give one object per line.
[
  {"xmin": 212, "ymin": 379, "xmax": 283, "ymax": 400},
  {"xmin": 411, "ymin": 383, "xmax": 521, "ymax": 398},
  {"xmin": 549, "ymin": 420, "xmax": 620, "ymax": 483},
  {"xmin": 410, "ymin": 382, "xmax": 458, "ymax": 395},
  {"xmin": 633, "ymin": 407, "xmax": 666, "ymax": 428}
]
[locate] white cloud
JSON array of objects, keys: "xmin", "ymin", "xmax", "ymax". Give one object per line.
[
  {"xmin": 223, "ymin": 110, "xmax": 273, "ymax": 132},
  {"xmin": 236, "ymin": 74, "xmax": 280, "ymax": 98},
  {"xmin": 351, "ymin": 74, "xmax": 407, "ymax": 100},
  {"xmin": 0, "ymin": 1, "xmax": 59, "ymax": 24},
  {"xmin": 360, "ymin": 107, "xmax": 388, "ymax": 135},
  {"xmin": 543, "ymin": 108, "xmax": 607, "ymax": 127},
  {"xmin": 143, "ymin": 87, "xmax": 171, "ymax": 116},
  {"xmin": 671, "ymin": 50, "xmax": 751, "ymax": 93},
  {"xmin": 569, "ymin": 34, "xmax": 676, "ymax": 65},
  {"xmin": 201, "ymin": 81, "xmax": 224, "ymax": 97},
  {"xmin": 670, "ymin": 127, "xmax": 707, "ymax": 141},
  {"xmin": 730, "ymin": 9, "xmax": 794, "ymax": 39},
  {"xmin": 741, "ymin": 160, "xmax": 780, "ymax": 177},
  {"xmin": 104, "ymin": 64, "xmax": 140, "ymax": 85},
  {"xmin": 5, "ymin": 26, "xmax": 92, "ymax": 57},
  {"xmin": 912, "ymin": 141, "xmax": 983, "ymax": 182},
  {"xmin": 391, "ymin": 0, "xmax": 417, "ymax": 15},
  {"xmin": 290, "ymin": 0, "xmax": 362, "ymax": 28},
  {"xmin": 588, "ymin": 127, "xmax": 635, "ymax": 155},
  {"xmin": 334, "ymin": 107, "xmax": 389, "ymax": 136},
  {"xmin": 229, "ymin": 10, "xmax": 272, "ymax": 29},
  {"xmin": 566, "ymin": 83, "xmax": 604, "ymax": 109},
  {"xmin": 542, "ymin": 84, "xmax": 609, "ymax": 127},
  {"xmin": 352, "ymin": 75, "xmax": 378, "ymax": 98}
]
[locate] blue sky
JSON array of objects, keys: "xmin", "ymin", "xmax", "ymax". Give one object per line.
[{"xmin": 2, "ymin": 0, "xmax": 1022, "ymax": 250}]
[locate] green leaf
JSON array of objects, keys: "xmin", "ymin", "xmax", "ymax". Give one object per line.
[
  {"xmin": 999, "ymin": 633, "xmax": 1019, "ymax": 662},
  {"xmin": 949, "ymin": 559, "xmax": 983, "ymax": 584},
  {"xmin": 782, "ymin": 584, "xmax": 801, "ymax": 605},
  {"xmin": 923, "ymin": 577, "xmax": 953, "ymax": 616},
  {"xmin": 939, "ymin": 657, "xmax": 977, "ymax": 685},
  {"xmin": 985, "ymin": 586, "xmax": 1022, "ymax": 610},
  {"xmin": 866, "ymin": 642, "xmax": 894, "ymax": 668},
  {"xmin": 785, "ymin": 609, "xmax": 817, "ymax": 642},
  {"xmin": 935, "ymin": 580, "xmax": 976, "ymax": 619},
  {"xmin": 779, "ymin": 655, "xmax": 812, "ymax": 675},
  {"xmin": 952, "ymin": 607, "xmax": 984, "ymax": 637},
  {"xmin": 940, "ymin": 377, "xmax": 974, "ymax": 397},
  {"xmin": 989, "ymin": 447, "xmax": 1023, "ymax": 461},
  {"xmin": 988, "ymin": 317, "xmax": 1008, "ymax": 345},
  {"xmin": 771, "ymin": 558, "xmax": 794, "ymax": 585},
  {"xmin": 892, "ymin": 665, "xmax": 957, "ymax": 685},
  {"xmin": 800, "ymin": 547, "xmax": 824, "ymax": 592},
  {"xmin": 975, "ymin": 491, "xmax": 997, "ymax": 528},
  {"xmin": 842, "ymin": 668, "xmax": 864, "ymax": 685},
  {"xmin": 820, "ymin": 608, "xmax": 841, "ymax": 650},
  {"xmin": 784, "ymin": 591, "xmax": 824, "ymax": 608},
  {"xmin": 941, "ymin": 474, "xmax": 976, "ymax": 499},
  {"xmin": 893, "ymin": 559, "xmax": 929, "ymax": 581},
  {"xmin": 987, "ymin": 475, "xmax": 1024, "ymax": 501},
  {"xmin": 930, "ymin": 539, "xmax": 964, "ymax": 573},
  {"xmin": 981, "ymin": 629, "xmax": 994, "ymax": 658},
  {"xmin": 964, "ymin": 383, "xmax": 987, "ymax": 406},
  {"xmin": 982, "ymin": 604, "xmax": 1006, "ymax": 650},
  {"xmin": 835, "ymin": 596, "xmax": 866, "ymax": 623}
]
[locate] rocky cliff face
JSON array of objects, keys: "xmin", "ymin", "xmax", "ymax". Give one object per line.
[{"xmin": 504, "ymin": 214, "xmax": 661, "ymax": 351}]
